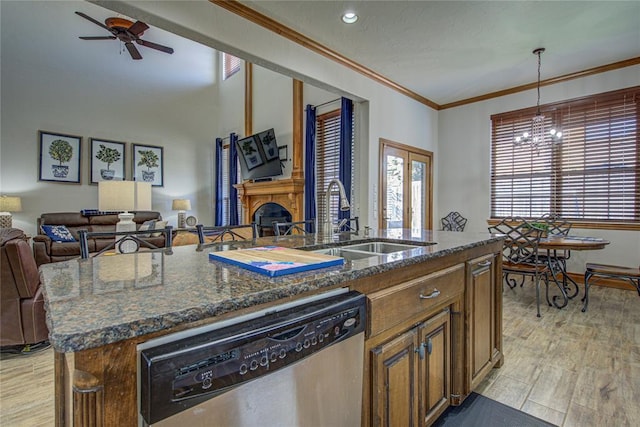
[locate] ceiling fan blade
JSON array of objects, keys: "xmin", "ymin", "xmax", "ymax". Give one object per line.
[
  {"xmin": 79, "ymin": 36, "xmax": 117, "ymax": 40},
  {"xmin": 127, "ymin": 21, "xmax": 149, "ymax": 36},
  {"xmin": 125, "ymin": 42, "xmax": 143, "ymax": 60},
  {"xmin": 136, "ymin": 39, "xmax": 174, "ymax": 54},
  {"xmin": 75, "ymin": 11, "xmax": 114, "ymax": 33}
]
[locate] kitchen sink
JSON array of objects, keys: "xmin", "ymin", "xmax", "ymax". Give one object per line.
[
  {"xmin": 338, "ymin": 242, "xmax": 421, "ymax": 253},
  {"xmin": 312, "ymin": 247, "xmax": 379, "ymax": 261}
]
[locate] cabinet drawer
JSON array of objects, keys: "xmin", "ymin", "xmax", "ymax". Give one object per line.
[{"xmin": 368, "ymin": 264, "xmax": 465, "ymax": 336}]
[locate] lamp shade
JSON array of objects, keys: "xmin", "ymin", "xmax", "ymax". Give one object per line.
[
  {"xmin": 0, "ymin": 196, "xmax": 22, "ymax": 212},
  {"xmin": 98, "ymin": 181, "xmax": 152, "ymax": 212},
  {"xmin": 172, "ymin": 199, "xmax": 191, "ymax": 211}
]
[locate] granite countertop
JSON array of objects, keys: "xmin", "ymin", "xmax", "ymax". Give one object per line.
[{"xmin": 39, "ymin": 229, "xmax": 502, "ymax": 352}]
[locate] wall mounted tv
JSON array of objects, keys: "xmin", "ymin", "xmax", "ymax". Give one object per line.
[{"xmin": 236, "ymin": 128, "xmax": 283, "ymax": 181}]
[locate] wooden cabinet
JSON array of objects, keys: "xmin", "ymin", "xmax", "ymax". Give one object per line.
[
  {"xmin": 466, "ymin": 253, "xmax": 502, "ymax": 391},
  {"xmin": 371, "ymin": 310, "xmax": 450, "ymax": 427}
]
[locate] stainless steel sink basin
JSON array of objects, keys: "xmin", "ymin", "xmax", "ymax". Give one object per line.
[
  {"xmin": 312, "ymin": 247, "xmax": 378, "ymax": 261},
  {"xmin": 338, "ymin": 242, "xmax": 421, "ymax": 254}
]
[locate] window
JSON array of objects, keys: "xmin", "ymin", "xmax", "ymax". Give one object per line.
[
  {"xmin": 316, "ymin": 108, "xmax": 355, "ymax": 226},
  {"xmin": 222, "ymin": 53, "xmax": 241, "ymax": 80},
  {"xmin": 491, "ymin": 87, "xmax": 639, "ymax": 226},
  {"xmin": 219, "ymin": 141, "xmax": 241, "ymax": 225}
]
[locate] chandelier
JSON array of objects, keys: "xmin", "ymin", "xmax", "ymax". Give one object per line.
[{"xmin": 514, "ymin": 48, "xmax": 562, "ymax": 152}]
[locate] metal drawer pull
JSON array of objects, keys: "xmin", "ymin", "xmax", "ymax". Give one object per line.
[
  {"xmin": 419, "ymin": 289, "xmax": 441, "ymax": 299},
  {"xmin": 478, "ymin": 260, "xmax": 492, "ymax": 267}
]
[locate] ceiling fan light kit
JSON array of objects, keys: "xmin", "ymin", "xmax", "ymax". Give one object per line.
[{"xmin": 75, "ymin": 11, "xmax": 174, "ymax": 60}]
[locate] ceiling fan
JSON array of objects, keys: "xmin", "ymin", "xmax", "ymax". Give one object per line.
[{"xmin": 75, "ymin": 11, "xmax": 174, "ymax": 60}]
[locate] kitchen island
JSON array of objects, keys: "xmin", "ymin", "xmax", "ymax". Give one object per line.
[{"xmin": 40, "ymin": 229, "xmax": 504, "ymax": 426}]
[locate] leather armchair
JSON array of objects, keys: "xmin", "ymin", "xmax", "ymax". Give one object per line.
[{"xmin": 1, "ymin": 228, "xmax": 49, "ymax": 349}]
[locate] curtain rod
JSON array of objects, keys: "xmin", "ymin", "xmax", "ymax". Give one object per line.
[{"xmin": 309, "ymin": 97, "xmax": 341, "ymax": 110}]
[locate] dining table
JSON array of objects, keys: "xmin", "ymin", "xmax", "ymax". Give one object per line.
[{"xmin": 538, "ymin": 234, "xmax": 610, "ymax": 308}]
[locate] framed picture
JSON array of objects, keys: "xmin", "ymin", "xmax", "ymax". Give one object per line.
[
  {"xmin": 132, "ymin": 143, "xmax": 163, "ymax": 187},
  {"xmin": 239, "ymin": 136, "xmax": 264, "ymax": 170},
  {"xmin": 38, "ymin": 131, "xmax": 82, "ymax": 183},
  {"xmin": 258, "ymin": 129, "xmax": 279, "ymax": 161},
  {"xmin": 90, "ymin": 138, "xmax": 126, "ymax": 184}
]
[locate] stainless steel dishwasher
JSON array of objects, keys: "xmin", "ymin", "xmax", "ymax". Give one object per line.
[{"xmin": 138, "ymin": 289, "xmax": 366, "ymax": 426}]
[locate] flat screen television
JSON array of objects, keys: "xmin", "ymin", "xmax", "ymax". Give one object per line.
[{"xmin": 236, "ymin": 128, "xmax": 283, "ymax": 181}]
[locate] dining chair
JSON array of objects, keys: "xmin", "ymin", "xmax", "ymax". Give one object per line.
[
  {"xmin": 273, "ymin": 219, "xmax": 315, "ymax": 236},
  {"xmin": 582, "ymin": 263, "xmax": 640, "ymax": 312},
  {"xmin": 488, "ymin": 217, "xmax": 551, "ymax": 317},
  {"xmin": 536, "ymin": 213, "xmax": 576, "ymax": 297},
  {"xmin": 441, "ymin": 211, "xmax": 467, "ymax": 231},
  {"xmin": 78, "ymin": 227, "xmax": 173, "ymax": 259},
  {"xmin": 195, "ymin": 223, "xmax": 258, "ymax": 250}
]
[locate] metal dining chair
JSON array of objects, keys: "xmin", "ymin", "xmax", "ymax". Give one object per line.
[
  {"xmin": 273, "ymin": 220, "xmax": 315, "ymax": 236},
  {"xmin": 488, "ymin": 217, "xmax": 552, "ymax": 317},
  {"xmin": 195, "ymin": 223, "xmax": 258, "ymax": 250},
  {"xmin": 441, "ymin": 211, "xmax": 467, "ymax": 231},
  {"xmin": 78, "ymin": 227, "xmax": 173, "ymax": 259},
  {"xmin": 536, "ymin": 213, "xmax": 576, "ymax": 298}
]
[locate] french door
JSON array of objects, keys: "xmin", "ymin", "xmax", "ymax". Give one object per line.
[{"xmin": 379, "ymin": 139, "xmax": 433, "ymax": 230}]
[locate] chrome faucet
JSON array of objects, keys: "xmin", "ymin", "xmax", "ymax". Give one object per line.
[{"xmin": 324, "ymin": 179, "xmax": 350, "ymax": 237}]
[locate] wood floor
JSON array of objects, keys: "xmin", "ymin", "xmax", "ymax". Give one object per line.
[{"xmin": 0, "ymin": 284, "xmax": 638, "ymax": 426}]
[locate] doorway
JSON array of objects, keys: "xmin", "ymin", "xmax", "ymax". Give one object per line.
[{"xmin": 379, "ymin": 139, "xmax": 433, "ymax": 230}]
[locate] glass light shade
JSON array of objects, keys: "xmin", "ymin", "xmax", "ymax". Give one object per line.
[{"xmin": 0, "ymin": 196, "xmax": 22, "ymax": 212}]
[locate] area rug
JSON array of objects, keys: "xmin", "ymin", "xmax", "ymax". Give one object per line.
[{"xmin": 433, "ymin": 392, "xmax": 557, "ymax": 427}]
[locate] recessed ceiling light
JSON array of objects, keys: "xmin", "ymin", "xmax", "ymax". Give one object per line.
[{"xmin": 342, "ymin": 12, "xmax": 358, "ymax": 24}]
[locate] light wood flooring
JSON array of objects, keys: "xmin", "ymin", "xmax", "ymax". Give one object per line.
[{"xmin": 0, "ymin": 284, "xmax": 638, "ymax": 426}]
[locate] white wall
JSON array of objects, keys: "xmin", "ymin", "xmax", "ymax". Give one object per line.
[
  {"xmin": 104, "ymin": 0, "xmax": 439, "ymax": 229},
  {"xmin": 438, "ymin": 65, "xmax": 640, "ymax": 272}
]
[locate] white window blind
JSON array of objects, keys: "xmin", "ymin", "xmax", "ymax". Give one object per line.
[
  {"xmin": 222, "ymin": 53, "xmax": 241, "ymax": 80},
  {"xmin": 491, "ymin": 86, "xmax": 639, "ymax": 224},
  {"xmin": 315, "ymin": 108, "xmax": 355, "ymax": 226}
]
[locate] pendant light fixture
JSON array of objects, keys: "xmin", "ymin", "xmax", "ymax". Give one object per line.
[{"xmin": 514, "ymin": 48, "xmax": 562, "ymax": 152}]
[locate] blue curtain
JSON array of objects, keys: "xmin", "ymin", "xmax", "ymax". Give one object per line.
[
  {"xmin": 214, "ymin": 137, "xmax": 224, "ymax": 226},
  {"xmin": 338, "ymin": 97, "xmax": 353, "ymax": 220},
  {"xmin": 304, "ymin": 105, "xmax": 317, "ymax": 233},
  {"xmin": 229, "ymin": 133, "xmax": 239, "ymax": 225}
]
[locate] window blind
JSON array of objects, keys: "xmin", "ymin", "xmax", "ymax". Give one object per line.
[
  {"xmin": 222, "ymin": 53, "xmax": 241, "ymax": 80},
  {"xmin": 491, "ymin": 86, "xmax": 639, "ymax": 224},
  {"xmin": 316, "ymin": 109, "xmax": 355, "ymax": 226}
]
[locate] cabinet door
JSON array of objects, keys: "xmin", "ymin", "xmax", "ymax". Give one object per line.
[
  {"xmin": 371, "ymin": 329, "xmax": 419, "ymax": 427},
  {"xmin": 466, "ymin": 254, "xmax": 498, "ymax": 390},
  {"xmin": 418, "ymin": 310, "xmax": 451, "ymax": 426}
]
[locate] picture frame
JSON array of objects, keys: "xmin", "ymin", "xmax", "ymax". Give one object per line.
[
  {"xmin": 239, "ymin": 136, "xmax": 264, "ymax": 170},
  {"xmin": 132, "ymin": 143, "xmax": 163, "ymax": 187},
  {"xmin": 90, "ymin": 138, "xmax": 126, "ymax": 184},
  {"xmin": 38, "ymin": 131, "xmax": 82, "ymax": 183},
  {"xmin": 258, "ymin": 130, "xmax": 279, "ymax": 161}
]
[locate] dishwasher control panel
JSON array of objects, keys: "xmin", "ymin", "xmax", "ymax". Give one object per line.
[{"xmin": 139, "ymin": 291, "xmax": 366, "ymax": 425}]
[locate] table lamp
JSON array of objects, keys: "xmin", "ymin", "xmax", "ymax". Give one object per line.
[
  {"xmin": 0, "ymin": 196, "xmax": 22, "ymax": 228},
  {"xmin": 172, "ymin": 199, "xmax": 191, "ymax": 228},
  {"xmin": 98, "ymin": 181, "xmax": 152, "ymax": 233}
]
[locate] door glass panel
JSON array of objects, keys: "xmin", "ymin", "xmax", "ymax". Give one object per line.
[
  {"xmin": 386, "ymin": 155, "xmax": 404, "ymax": 228},
  {"xmin": 411, "ymin": 160, "xmax": 426, "ymax": 230}
]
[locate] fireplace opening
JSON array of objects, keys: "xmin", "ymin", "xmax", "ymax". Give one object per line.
[{"xmin": 253, "ymin": 202, "xmax": 292, "ymax": 237}]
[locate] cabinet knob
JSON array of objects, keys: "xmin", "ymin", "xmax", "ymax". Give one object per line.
[
  {"xmin": 478, "ymin": 260, "xmax": 492, "ymax": 267},
  {"xmin": 419, "ymin": 289, "xmax": 441, "ymax": 299}
]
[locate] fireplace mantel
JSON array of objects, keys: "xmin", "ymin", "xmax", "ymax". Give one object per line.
[{"xmin": 235, "ymin": 178, "xmax": 305, "ymax": 224}]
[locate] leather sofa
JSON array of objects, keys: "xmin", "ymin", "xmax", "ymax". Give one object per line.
[
  {"xmin": 33, "ymin": 211, "xmax": 165, "ymax": 266},
  {"xmin": 1, "ymin": 228, "xmax": 49, "ymax": 349}
]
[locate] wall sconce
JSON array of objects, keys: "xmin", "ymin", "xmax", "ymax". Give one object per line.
[
  {"xmin": 172, "ymin": 199, "xmax": 191, "ymax": 228},
  {"xmin": 0, "ymin": 196, "xmax": 22, "ymax": 228}
]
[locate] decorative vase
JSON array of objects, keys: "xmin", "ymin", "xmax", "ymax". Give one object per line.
[
  {"xmin": 52, "ymin": 165, "xmax": 69, "ymax": 178},
  {"xmin": 142, "ymin": 170, "xmax": 155, "ymax": 182},
  {"xmin": 100, "ymin": 169, "xmax": 115, "ymax": 180}
]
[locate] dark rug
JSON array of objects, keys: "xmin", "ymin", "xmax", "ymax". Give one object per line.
[{"xmin": 433, "ymin": 392, "xmax": 557, "ymax": 427}]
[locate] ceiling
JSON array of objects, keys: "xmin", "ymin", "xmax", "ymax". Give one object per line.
[{"xmin": 2, "ymin": 1, "xmax": 638, "ymax": 108}]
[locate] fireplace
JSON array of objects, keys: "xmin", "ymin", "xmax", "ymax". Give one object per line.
[
  {"xmin": 253, "ymin": 202, "xmax": 292, "ymax": 236},
  {"xmin": 235, "ymin": 177, "xmax": 305, "ymax": 229}
]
